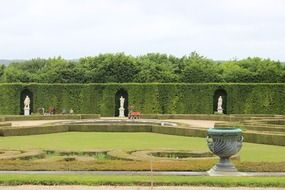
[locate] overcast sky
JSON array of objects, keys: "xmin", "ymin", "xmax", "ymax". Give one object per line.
[{"xmin": 1, "ymin": 0, "xmax": 285, "ymax": 60}]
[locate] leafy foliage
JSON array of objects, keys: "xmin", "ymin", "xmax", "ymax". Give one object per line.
[
  {"xmin": 2, "ymin": 52, "xmax": 285, "ymax": 83},
  {"xmin": 0, "ymin": 64, "xmax": 5, "ymax": 81}
]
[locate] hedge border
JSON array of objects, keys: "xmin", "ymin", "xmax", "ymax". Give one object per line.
[
  {"xmin": 2, "ymin": 83, "xmax": 285, "ymax": 116},
  {"xmin": 1, "ymin": 121, "xmax": 283, "ymax": 146}
]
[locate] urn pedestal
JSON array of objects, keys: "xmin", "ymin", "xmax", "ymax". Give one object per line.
[{"xmin": 207, "ymin": 128, "xmax": 243, "ymax": 176}]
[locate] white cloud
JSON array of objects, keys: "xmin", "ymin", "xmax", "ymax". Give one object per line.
[{"xmin": 0, "ymin": 0, "xmax": 285, "ymax": 60}]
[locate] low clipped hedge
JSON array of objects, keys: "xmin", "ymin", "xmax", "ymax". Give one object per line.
[
  {"xmin": 69, "ymin": 125, "xmax": 152, "ymax": 132},
  {"xmin": 244, "ymin": 125, "xmax": 285, "ymax": 133},
  {"xmin": 1, "ymin": 114, "xmax": 100, "ymax": 121},
  {"xmin": 0, "ymin": 122, "xmax": 11, "ymax": 127},
  {"xmin": 0, "ymin": 150, "xmax": 45, "ymax": 160},
  {"xmin": 1, "ymin": 119, "xmax": 284, "ymax": 146},
  {"xmin": 2, "ymin": 83, "xmax": 285, "ymax": 116},
  {"xmin": 140, "ymin": 114, "xmax": 269, "ymax": 121},
  {"xmin": 0, "ymin": 125, "xmax": 69, "ymax": 136},
  {"xmin": 0, "ymin": 123, "xmax": 204, "ymax": 137},
  {"xmin": 243, "ymin": 132, "xmax": 285, "ymax": 146},
  {"xmin": 214, "ymin": 122, "xmax": 285, "ymax": 146},
  {"xmin": 152, "ymin": 125, "xmax": 207, "ymax": 137}
]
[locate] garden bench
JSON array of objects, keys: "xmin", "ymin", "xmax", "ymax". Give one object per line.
[{"xmin": 129, "ymin": 112, "xmax": 141, "ymax": 119}]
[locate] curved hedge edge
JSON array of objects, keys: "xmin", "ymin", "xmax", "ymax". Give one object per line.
[
  {"xmin": 0, "ymin": 122, "xmax": 11, "ymax": 127},
  {"xmin": 141, "ymin": 114, "xmax": 284, "ymax": 121},
  {"xmin": 0, "ymin": 125, "xmax": 69, "ymax": 136},
  {"xmin": 130, "ymin": 150, "xmax": 216, "ymax": 161},
  {"xmin": 0, "ymin": 150, "xmax": 45, "ymax": 160},
  {"xmin": 214, "ymin": 122, "xmax": 285, "ymax": 146},
  {"xmin": 1, "ymin": 121, "xmax": 284, "ymax": 146}
]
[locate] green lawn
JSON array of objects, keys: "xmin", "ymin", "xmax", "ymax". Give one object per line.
[
  {"xmin": 0, "ymin": 132, "xmax": 284, "ymax": 162},
  {"xmin": 0, "ymin": 174, "xmax": 284, "ymax": 187}
]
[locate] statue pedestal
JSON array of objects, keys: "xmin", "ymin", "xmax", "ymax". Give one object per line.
[
  {"xmin": 24, "ymin": 108, "xmax": 30, "ymax": 116},
  {"xmin": 217, "ymin": 108, "xmax": 223, "ymax": 114},
  {"xmin": 119, "ymin": 107, "xmax": 125, "ymax": 117}
]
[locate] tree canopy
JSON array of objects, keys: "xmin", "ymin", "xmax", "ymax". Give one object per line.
[{"xmin": 1, "ymin": 52, "xmax": 284, "ymax": 83}]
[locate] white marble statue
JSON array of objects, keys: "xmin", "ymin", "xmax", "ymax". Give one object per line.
[
  {"xmin": 24, "ymin": 95, "xmax": 31, "ymax": 115},
  {"xmin": 119, "ymin": 96, "xmax": 125, "ymax": 117},
  {"xmin": 24, "ymin": 96, "xmax": 30, "ymax": 109},
  {"xmin": 217, "ymin": 96, "xmax": 223, "ymax": 113},
  {"xmin": 120, "ymin": 96, "xmax": 125, "ymax": 108}
]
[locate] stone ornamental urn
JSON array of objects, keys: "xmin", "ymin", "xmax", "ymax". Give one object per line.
[{"xmin": 207, "ymin": 127, "xmax": 243, "ymax": 176}]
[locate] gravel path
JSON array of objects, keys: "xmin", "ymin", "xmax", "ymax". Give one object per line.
[
  {"xmin": 11, "ymin": 120, "xmax": 66, "ymax": 127},
  {"xmin": 165, "ymin": 119, "xmax": 216, "ymax": 128},
  {"xmin": 0, "ymin": 186, "xmax": 283, "ymax": 190},
  {"xmin": 10, "ymin": 118, "xmax": 216, "ymax": 129}
]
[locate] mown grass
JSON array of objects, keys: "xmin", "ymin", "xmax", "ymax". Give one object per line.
[
  {"xmin": 0, "ymin": 132, "xmax": 207, "ymax": 150},
  {"xmin": 0, "ymin": 174, "xmax": 284, "ymax": 187},
  {"xmin": 0, "ymin": 132, "xmax": 284, "ymax": 162}
]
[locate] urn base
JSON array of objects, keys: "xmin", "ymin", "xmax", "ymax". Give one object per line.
[{"xmin": 207, "ymin": 158, "xmax": 243, "ymax": 176}]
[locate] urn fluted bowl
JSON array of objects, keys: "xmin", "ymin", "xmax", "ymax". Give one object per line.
[
  {"xmin": 207, "ymin": 127, "xmax": 243, "ymax": 175},
  {"xmin": 207, "ymin": 127, "xmax": 243, "ymax": 158}
]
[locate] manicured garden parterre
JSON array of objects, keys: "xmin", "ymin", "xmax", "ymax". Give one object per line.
[{"xmin": 0, "ymin": 132, "xmax": 284, "ymax": 162}]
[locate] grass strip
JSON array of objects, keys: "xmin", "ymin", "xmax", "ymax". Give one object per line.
[{"xmin": 0, "ymin": 174, "xmax": 284, "ymax": 187}]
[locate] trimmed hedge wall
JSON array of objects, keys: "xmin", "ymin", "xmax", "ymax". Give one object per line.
[{"xmin": 1, "ymin": 83, "xmax": 285, "ymax": 116}]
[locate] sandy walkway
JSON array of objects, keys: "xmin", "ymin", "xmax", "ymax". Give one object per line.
[
  {"xmin": 10, "ymin": 118, "xmax": 216, "ymax": 129},
  {"xmin": 11, "ymin": 120, "xmax": 66, "ymax": 127},
  {"xmin": 165, "ymin": 119, "xmax": 216, "ymax": 128},
  {"xmin": 0, "ymin": 186, "xmax": 283, "ymax": 190}
]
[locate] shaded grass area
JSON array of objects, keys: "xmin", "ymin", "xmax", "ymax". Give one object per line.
[
  {"xmin": 0, "ymin": 174, "xmax": 285, "ymax": 187},
  {"xmin": 0, "ymin": 132, "xmax": 285, "ymax": 162}
]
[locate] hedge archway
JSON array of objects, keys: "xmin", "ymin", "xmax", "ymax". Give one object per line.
[
  {"xmin": 20, "ymin": 89, "xmax": 33, "ymax": 115},
  {"xmin": 213, "ymin": 89, "xmax": 227, "ymax": 114},
  {"xmin": 115, "ymin": 89, "xmax": 128, "ymax": 117}
]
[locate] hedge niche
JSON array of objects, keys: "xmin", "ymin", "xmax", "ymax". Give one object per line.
[
  {"xmin": 20, "ymin": 88, "xmax": 33, "ymax": 115},
  {"xmin": 1, "ymin": 83, "xmax": 285, "ymax": 116},
  {"xmin": 213, "ymin": 88, "xmax": 227, "ymax": 114},
  {"xmin": 115, "ymin": 88, "xmax": 128, "ymax": 117}
]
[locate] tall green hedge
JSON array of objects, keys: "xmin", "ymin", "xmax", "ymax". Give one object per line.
[{"xmin": 1, "ymin": 83, "xmax": 285, "ymax": 116}]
